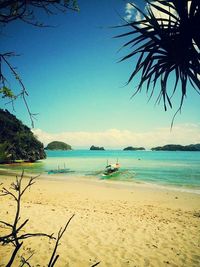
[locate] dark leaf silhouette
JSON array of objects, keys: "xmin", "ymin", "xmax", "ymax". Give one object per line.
[{"xmin": 116, "ymin": 0, "xmax": 200, "ymax": 124}]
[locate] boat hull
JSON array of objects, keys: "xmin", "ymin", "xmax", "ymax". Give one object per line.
[{"xmin": 101, "ymin": 171, "xmax": 120, "ymax": 179}]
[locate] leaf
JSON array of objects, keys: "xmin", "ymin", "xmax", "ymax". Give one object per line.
[
  {"xmin": 115, "ymin": 0, "xmax": 200, "ymax": 111},
  {"xmin": 0, "ymin": 86, "xmax": 16, "ymax": 99}
]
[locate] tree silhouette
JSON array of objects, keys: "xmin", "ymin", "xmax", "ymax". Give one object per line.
[
  {"xmin": 0, "ymin": 0, "xmax": 79, "ymax": 127},
  {"xmin": 0, "ymin": 0, "xmax": 79, "ymax": 25},
  {"xmin": 0, "ymin": 171, "xmax": 75, "ymax": 266},
  {"xmin": 116, "ymin": 0, "xmax": 200, "ymax": 124}
]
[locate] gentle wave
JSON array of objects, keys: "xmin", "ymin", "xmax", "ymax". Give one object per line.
[{"xmin": 1, "ymin": 150, "xmax": 200, "ymax": 192}]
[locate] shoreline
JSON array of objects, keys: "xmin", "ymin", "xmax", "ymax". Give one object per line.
[
  {"xmin": 1, "ymin": 167, "xmax": 200, "ymax": 195},
  {"xmin": 0, "ymin": 172, "xmax": 200, "ymax": 266}
]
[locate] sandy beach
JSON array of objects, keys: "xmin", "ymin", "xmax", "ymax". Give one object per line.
[{"xmin": 0, "ymin": 172, "xmax": 200, "ymax": 267}]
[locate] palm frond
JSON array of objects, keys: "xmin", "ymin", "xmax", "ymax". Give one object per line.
[{"xmin": 116, "ymin": 0, "xmax": 200, "ymax": 111}]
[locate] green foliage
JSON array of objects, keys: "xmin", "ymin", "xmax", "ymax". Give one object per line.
[
  {"xmin": 0, "ymin": 86, "xmax": 16, "ymax": 99},
  {"xmin": 116, "ymin": 0, "xmax": 200, "ymax": 112},
  {"xmin": 0, "ymin": 142, "xmax": 11, "ymax": 163},
  {"xmin": 45, "ymin": 141, "xmax": 72, "ymax": 150},
  {"xmin": 0, "ymin": 109, "xmax": 46, "ymax": 163},
  {"xmin": 152, "ymin": 144, "xmax": 200, "ymax": 151}
]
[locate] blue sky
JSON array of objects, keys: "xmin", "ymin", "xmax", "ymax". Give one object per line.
[{"xmin": 1, "ymin": 0, "xmax": 200, "ymax": 148}]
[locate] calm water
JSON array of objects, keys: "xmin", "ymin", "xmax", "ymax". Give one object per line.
[{"xmin": 1, "ymin": 150, "xmax": 200, "ymax": 192}]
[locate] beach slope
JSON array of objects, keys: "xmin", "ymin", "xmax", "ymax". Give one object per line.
[{"xmin": 0, "ymin": 174, "xmax": 200, "ymax": 267}]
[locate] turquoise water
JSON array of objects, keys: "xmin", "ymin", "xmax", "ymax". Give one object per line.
[{"xmin": 1, "ymin": 150, "xmax": 200, "ymax": 192}]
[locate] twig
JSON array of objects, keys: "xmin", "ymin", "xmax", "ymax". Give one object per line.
[
  {"xmin": 0, "ymin": 171, "xmax": 55, "ymax": 266},
  {"xmin": 91, "ymin": 262, "xmax": 101, "ymax": 267},
  {"xmin": 0, "ymin": 53, "xmax": 35, "ymax": 127},
  {"xmin": 0, "ymin": 220, "xmax": 13, "ymax": 228},
  {"xmin": 48, "ymin": 214, "xmax": 75, "ymax": 267},
  {"xmin": 20, "ymin": 252, "xmax": 34, "ymax": 267}
]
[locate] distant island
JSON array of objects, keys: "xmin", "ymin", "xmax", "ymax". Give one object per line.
[
  {"xmin": 151, "ymin": 144, "xmax": 200, "ymax": 151},
  {"xmin": 45, "ymin": 141, "xmax": 72, "ymax": 150},
  {"xmin": 123, "ymin": 146, "xmax": 145, "ymax": 151},
  {"xmin": 0, "ymin": 109, "xmax": 46, "ymax": 163},
  {"xmin": 90, "ymin": 145, "xmax": 105, "ymax": 151}
]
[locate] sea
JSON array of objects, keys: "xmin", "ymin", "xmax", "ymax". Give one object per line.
[{"xmin": 1, "ymin": 150, "xmax": 200, "ymax": 194}]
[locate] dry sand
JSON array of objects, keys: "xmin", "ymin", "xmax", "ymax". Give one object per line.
[{"xmin": 0, "ymin": 172, "xmax": 200, "ymax": 267}]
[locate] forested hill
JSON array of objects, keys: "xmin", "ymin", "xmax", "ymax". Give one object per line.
[
  {"xmin": 45, "ymin": 141, "xmax": 72, "ymax": 150},
  {"xmin": 0, "ymin": 109, "xmax": 46, "ymax": 163},
  {"xmin": 151, "ymin": 144, "xmax": 200, "ymax": 151}
]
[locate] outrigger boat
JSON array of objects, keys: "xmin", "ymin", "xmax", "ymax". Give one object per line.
[
  {"xmin": 101, "ymin": 160, "xmax": 120, "ymax": 179},
  {"xmin": 47, "ymin": 163, "xmax": 71, "ymax": 174}
]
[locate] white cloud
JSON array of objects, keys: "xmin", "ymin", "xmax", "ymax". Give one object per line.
[
  {"xmin": 148, "ymin": 1, "xmax": 178, "ymax": 22},
  {"xmin": 135, "ymin": 10, "xmax": 142, "ymax": 21},
  {"xmin": 124, "ymin": 3, "xmax": 135, "ymax": 21},
  {"xmin": 32, "ymin": 124, "xmax": 200, "ymax": 149},
  {"xmin": 124, "ymin": 1, "xmax": 178, "ymax": 23}
]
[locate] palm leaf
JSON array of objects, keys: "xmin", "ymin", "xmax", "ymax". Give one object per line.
[{"xmin": 116, "ymin": 0, "xmax": 200, "ymax": 112}]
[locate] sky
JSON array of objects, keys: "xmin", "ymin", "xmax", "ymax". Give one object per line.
[{"xmin": 1, "ymin": 0, "xmax": 200, "ymax": 148}]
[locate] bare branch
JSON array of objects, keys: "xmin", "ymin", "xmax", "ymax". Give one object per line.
[
  {"xmin": 0, "ymin": 220, "xmax": 28, "ymax": 244},
  {"xmin": 16, "ymin": 219, "xmax": 29, "ymax": 233},
  {"xmin": 0, "ymin": 171, "xmax": 75, "ymax": 266},
  {"xmin": 0, "ymin": 220, "xmax": 13, "ymax": 228},
  {"xmin": 91, "ymin": 262, "xmax": 101, "ymax": 267},
  {"xmin": 0, "ymin": 53, "xmax": 35, "ymax": 127},
  {"xmin": 6, "ymin": 242, "xmax": 23, "ymax": 267},
  {"xmin": 0, "ymin": 172, "xmax": 54, "ymax": 265},
  {"xmin": 20, "ymin": 252, "xmax": 34, "ymax": 267},
  {"xmin": 48, "ymin": 214, "xmax": 75, "ymax": 267},
  {"xmin": 0, "ymin": 1, "xmax": 79, "ymax": 127},
  {"xmin": 0, "ymin": 55, "xmax": 33, "ymax": 127},
  {"xmin": 20, "ymin": 175, "xmax": 38, "ymax": 196},
  {"xmin": 0, "ymin": 1, "xmax": 79, "ymax": 26},
  {"xmin": 0, "ymin": 187, "xmax": 17, "ymax": 201},
  {"xmin": 17, "ymin": 232, "xmax": 55, "ymax": 241}
]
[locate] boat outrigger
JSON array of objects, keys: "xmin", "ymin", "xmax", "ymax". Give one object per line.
[{"xmin": 47, "ymin": 163, "xmax": 71, "ymax": 174}]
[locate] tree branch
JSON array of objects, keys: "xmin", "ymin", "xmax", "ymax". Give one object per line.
[
  {"xmin": 20, "ymin": 252, "xmax": 34, "ymax": 267},
  {"xmin": 0, "ymin": 220, "xmax": 13, "ymax": 228},
  {"xmin": 0, "ymin": 187, "xmax": 17, "ymax": 201},
  {"xmin": 48, "ymin": 214, "xmax": 75, "ymax": 267},
  {"xmin": 0, "ymin": 171, "xmax": 76, "ymax": 266},
  {"xmin": 0, "ymin": 53, "xmax": 36, "ymax": 127}
]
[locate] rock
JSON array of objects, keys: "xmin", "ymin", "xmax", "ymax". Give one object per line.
[
  {"xmin": 123, "ymin": 146, "xmax": 145, "ymax": 151},
  {"xmin": 90, "ymin": 145, "xmax": 105, "ymax": 151}
]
